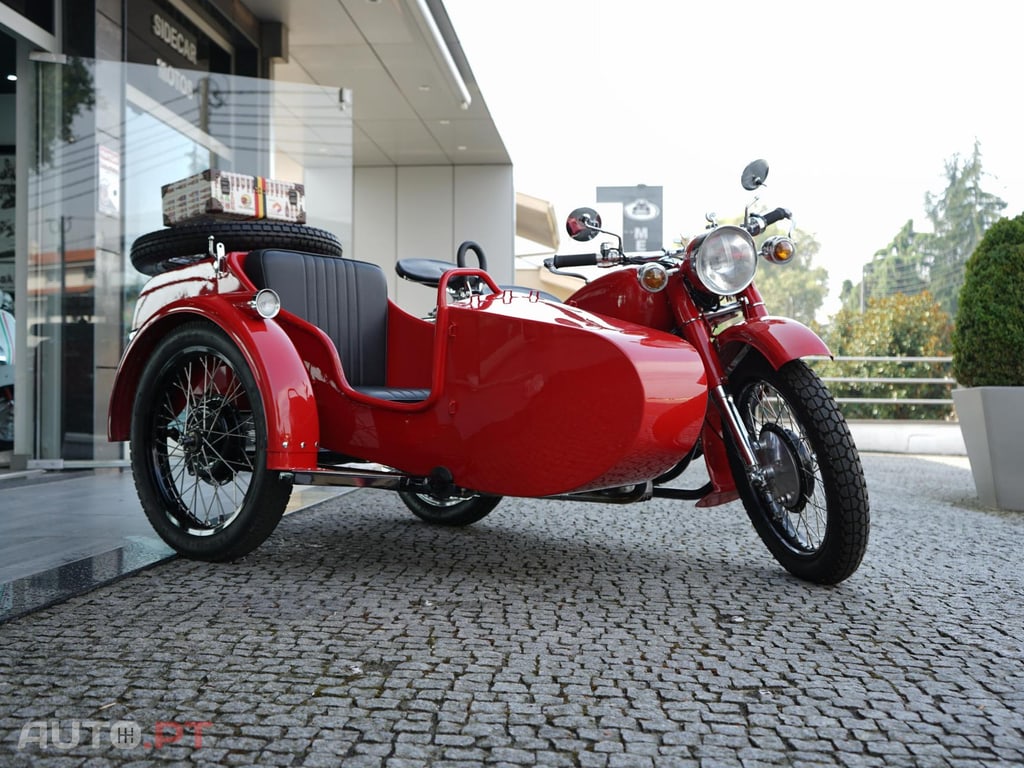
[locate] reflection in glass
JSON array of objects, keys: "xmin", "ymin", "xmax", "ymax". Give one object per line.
[{"xmin": 24, "ymin": 57, "xmax": 352, "ymax": 462}]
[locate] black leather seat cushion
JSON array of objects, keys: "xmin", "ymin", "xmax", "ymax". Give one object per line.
[{"xmin": 244, "ymin": 250, "xmax": 397, "ymax": 393}]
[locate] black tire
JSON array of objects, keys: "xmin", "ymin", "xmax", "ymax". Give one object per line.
[
  {"xmin": 726, "ymin": 355, "xmax": 869, "ymax": 584},
  {"xmin": 130, "ymin": 321, "xmax": 292, "ymax": 560},
  {"xmin": 130, "ymin": 220, "xmax": 344, "ymax": 276},
  {"xmin": 398, "ymin": 491, "xmax": 501, "ymax": 526}
]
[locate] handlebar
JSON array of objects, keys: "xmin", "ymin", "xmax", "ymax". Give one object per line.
[
  {"xmin": 547, "ymin": 205, "xmax": 793, "ymax": 273},
  {"xmin": 761, "ymin": 207, "xmax": 792, "ymax": 227},
  {"xmin": 550, "ymin": 253, "xmax": 599, "ymax": 268}
]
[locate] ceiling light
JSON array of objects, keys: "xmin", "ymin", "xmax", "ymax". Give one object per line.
[{"xmin": 6, "ymin": 74, "xmax": 16, "ymax": 82}]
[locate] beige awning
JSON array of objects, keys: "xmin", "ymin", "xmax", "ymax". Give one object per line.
[{"xmin": 516, "ymin": 192, "xmax": 559, "ymax": 251}]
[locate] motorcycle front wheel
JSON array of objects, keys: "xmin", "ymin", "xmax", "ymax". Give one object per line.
[
  {"xmin": 726, "ymin": 355, "xmax": 869, "ymax": 584},
  {"xmin": 130, "ymin": 322, "xmax": 292, "ymax": 561},
  {"xmin": 398, "ymin": 491, "xmax": 501, "ymax": 526}
]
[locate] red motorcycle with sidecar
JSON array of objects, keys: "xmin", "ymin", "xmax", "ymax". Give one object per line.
[{"xmin": 108, "ymin": 159, "xmax": 869, "ymax": 584}]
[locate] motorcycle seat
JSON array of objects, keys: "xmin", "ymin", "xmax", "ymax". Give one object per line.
[
  {"xmin": 243, "ymin": 249, "xmax": 428, "ymax": 402},
  {"xmin": 395, "ymin": 257, "xmax": 452, "ymax": 287}
]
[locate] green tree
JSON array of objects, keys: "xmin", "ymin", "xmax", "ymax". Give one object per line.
[
  {"xmin": 819, "ymin": 292, "xmax": 953, "ymax": 419},
  {"xmin": 857, "ymin": 220, "xmax": 931, "ymax": 310},
  {"xmin": 924, "ymin": 140, "xmax": 1007, "ymax": 316},
  {"xmin": 842, "ymin": 142, "xmax": 1005, "ymax": 316},
  {"xmin": 754, "ymin": 228, "xmax": 827, "ymax": 326},
  {"xmin": 36, "ymin": 56, "xmax": 96, "ymax": 169}
]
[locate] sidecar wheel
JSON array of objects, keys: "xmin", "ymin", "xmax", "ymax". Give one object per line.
[
  {"xmin": 130, "ymin": 220, "xmax": 344, "ymax": 276},
  {"xmin": 726, "ymin": 355, "xmax": 869, "ymax": 584},
  {"xmin": 130, "ymin": 322, "xmax": 292, "ymax": 561},
  {"xmin": 398, "ymin": 492, "xmax": 501, "ymax": 526}
]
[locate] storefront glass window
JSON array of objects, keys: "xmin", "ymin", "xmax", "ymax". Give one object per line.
[{"xmin": 23, "ymin": 56, "xmax": 352, "ymax": 463}]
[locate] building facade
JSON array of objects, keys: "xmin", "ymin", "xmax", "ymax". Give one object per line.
[{"xmin": 0, "ymin": 0, "xmax": 513, "ymax": 470}]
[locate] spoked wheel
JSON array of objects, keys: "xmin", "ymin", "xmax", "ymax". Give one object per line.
[
  {"xmin": 130, "ymin": 322, "xmax": 292, "ymax": 560},
  {"xmin": 398, "ymin": 491, "xmax": 501, "ymax": 526},
  {"xmin": 726, "ymin": 355, "xmax": 869, "ymax": 584}
]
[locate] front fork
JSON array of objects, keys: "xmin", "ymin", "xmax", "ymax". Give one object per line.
[
  {"xmin": 708, "ymin": 383, "xmax": 767, "ymax": 487},
  {"xmin": 669, "ymin": 282, "xmax": 769, "ymax": 490}
]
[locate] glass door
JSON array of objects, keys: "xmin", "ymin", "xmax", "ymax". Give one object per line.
[
  {"xmin": 25, "ymin": 56, "xmax": 352, "ymax": 465},
  {"xmin": 0, "ymin": 29, "xmax": 16, "ymax": 460}
]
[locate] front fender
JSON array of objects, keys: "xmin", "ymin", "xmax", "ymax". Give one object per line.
[
  {"xmin": 716, "ymin": 316, "xmax": 831, "ymax": 370},
  {"xmin": 108, "ymin": 298, "xmax": 320, "ymax": 471}
]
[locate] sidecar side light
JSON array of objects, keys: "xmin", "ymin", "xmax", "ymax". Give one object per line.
[
  {"xmin": 250, "ymin": 289, "xmax": 281, "ymax": 319},
  {"xmin": 638, "ymin": 263, "xmax": 669, "ymax": 293},
  {"xmin": 761, "ymin": 235, "xmax": 797, "ymax": 265},
  {"xmin": 691, "ymin": 225, "xmax": 757, "ymax": 296}
]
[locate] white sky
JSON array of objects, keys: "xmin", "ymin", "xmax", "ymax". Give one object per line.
[{"xmin": 444, "ymin": 0, "xmax": 1024, "ymax": 318}]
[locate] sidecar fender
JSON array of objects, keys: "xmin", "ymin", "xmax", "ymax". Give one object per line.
[
  {"xmin": 107, "ymin": 298, "xmax": 320, "ymax": 470},
  {"xmin": 716, "ymin": 316, "xmax": 831, "ymax": 370}
]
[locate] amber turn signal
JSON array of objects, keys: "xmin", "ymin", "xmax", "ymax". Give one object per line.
[
  {"xmin": 761, "ymin": 236, "xmax": 796, "ymax": 265},
  {"xmin": 638, "ymin": 263, "xmax": 669, "ymax": 293}
]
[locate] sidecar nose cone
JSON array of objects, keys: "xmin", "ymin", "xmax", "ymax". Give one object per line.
[{"xmin": 251, "ymin": 288, "xmax": 281, "ymax": 319}]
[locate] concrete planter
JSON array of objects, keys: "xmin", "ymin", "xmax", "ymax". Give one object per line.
[{"xmin": 953, "ymin": 386, "xmax": 1024, "ymax": 511}]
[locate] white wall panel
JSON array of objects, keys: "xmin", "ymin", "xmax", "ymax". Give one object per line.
[
  {"xmin": 395, "ymin": 166, "xmax": 453, "ymax": 317},
  {"xmin": 454, "ymin": 165, "xmax": 514, "ymax": 284},
  {"xmin": 352, "ymin": 163, "xmax": 513, "ymax": 316},
  {"xmin": 305, "ymin": 165, "xmax": 353, "ymax": 255},
  {"xmin": 353, "ymin": 166, "xmax": 397, "ymax": 295}
]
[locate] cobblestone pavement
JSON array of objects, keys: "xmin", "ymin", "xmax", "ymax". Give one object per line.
[{"xmin": 1, "ymin": 454, "xmax": 1022, "ymax": 767}]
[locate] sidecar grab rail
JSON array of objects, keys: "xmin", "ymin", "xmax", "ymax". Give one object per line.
[{"xmin": 435, "ymin": 267, "xmax": 501, "ymax": 299}]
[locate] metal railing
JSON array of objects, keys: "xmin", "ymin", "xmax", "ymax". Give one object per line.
[{"xmin": 806, "ymin": 355, "xmax": 956, "ymax": 411}]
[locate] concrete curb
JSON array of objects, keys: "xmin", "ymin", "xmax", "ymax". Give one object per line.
[{"xmin": 848, "ymin": 420, "xmax": 965, "ymax": 455}]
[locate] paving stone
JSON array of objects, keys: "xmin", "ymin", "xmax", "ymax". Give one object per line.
[{"xmin": 0, "ymin": 455, "xmax": 1021, "ymax": 767}]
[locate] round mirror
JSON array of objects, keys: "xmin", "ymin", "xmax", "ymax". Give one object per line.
[
  {"xmin": 741, "ymin": 159, "xmax": 770, "ymax": 191},
  {"xmin": 566, "ymin": 207, "xmax": 601, "ymax": 242}
]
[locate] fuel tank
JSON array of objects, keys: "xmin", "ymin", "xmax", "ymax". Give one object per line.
[{"xmin": 566, "ymin": 268, "xmax": 675, "ymax": 332}]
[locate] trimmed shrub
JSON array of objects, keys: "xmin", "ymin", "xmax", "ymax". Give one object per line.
[{"xmin": 952, "ymin": 214, "xmax": 1024, "ymax": 387}]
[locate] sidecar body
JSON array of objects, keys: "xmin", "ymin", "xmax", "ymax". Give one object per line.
[{"xmin": 109, "ymin": 247, "xmax": 709, "ymax": 498}]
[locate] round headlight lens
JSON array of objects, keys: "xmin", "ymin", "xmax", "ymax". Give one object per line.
[{"xmin": 691, "ymin": 225, "xmax": 757, "ymax": 295}]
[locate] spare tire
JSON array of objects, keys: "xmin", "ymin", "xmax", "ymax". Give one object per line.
[{"xmin": 130, "ymin": 220, "xmax": 344, "ymax": 276}]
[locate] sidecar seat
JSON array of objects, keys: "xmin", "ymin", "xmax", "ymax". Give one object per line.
[{"xmin": 243, "ymin": 249, "xmax": 430, "ymax": 403}]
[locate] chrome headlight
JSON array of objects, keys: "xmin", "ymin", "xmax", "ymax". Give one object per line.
[
  {"xmin": 249, "ymin": 288, "xmax": 281, "ymax": 319},
  {"xmin": 691, "ymin": 225, "xmax": 757, "ymax": 295}
]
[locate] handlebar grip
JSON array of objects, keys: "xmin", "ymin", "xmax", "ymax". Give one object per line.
[
  {"xmin": 551, "ymin": 253, "xmax": 598, "ymax": 268},
  {"xmin": 763, "ymin": 207, "xmax": 792, "ymax": 226}
]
